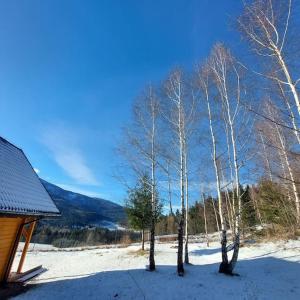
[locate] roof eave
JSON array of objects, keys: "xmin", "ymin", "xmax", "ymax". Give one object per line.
[{"xmin": 0, "ymin": 210, "xmax": 61, "ymax": 218}]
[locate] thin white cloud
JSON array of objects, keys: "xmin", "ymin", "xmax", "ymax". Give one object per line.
[
  {"xmin": 55, "ymin": 183, "xmax": 102, "ymax": 198},
  {"xmin": 41, "ymin": 124, "xmax": 99, "ymax": 186}
]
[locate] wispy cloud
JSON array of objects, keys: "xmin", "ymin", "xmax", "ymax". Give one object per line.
[
  {"xmin": 41, "ymin": 123, "xmax": 99, "ymax": 186},
  {"xmin": 55, "ymin": 183, "xmax": 102, "ymax": 198}
]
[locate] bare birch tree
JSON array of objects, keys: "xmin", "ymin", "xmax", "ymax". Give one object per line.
[
  {"xmin": 260, "ymin": 100, "xmax": 300, "ymax": 223},
  {"xmin": 197, "ymin": 43, "xmax": 248, "ymax": 274},
  {"xmin": 238, "ymin": 0, "xmax": 300, "ymax": 118},
  {"xmin": 196, "ymin": 59, "xmax": 229, "ymax": 273},
  {"xmin": 162, "ymin": 69, "xmax": 195, "ymax": 275},
  {"xmin": 118, "ymin": 85, "xmax": 161, "ymax": 271}
]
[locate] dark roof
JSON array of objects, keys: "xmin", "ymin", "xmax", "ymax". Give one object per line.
[{"xmin": 0, "ymin": 137, "xmax": 60, "ymax": 217}]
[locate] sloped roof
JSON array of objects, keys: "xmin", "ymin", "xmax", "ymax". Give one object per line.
[{"xmin": 0, "ymin": 137, "xmax": 60, "ymax": 216}]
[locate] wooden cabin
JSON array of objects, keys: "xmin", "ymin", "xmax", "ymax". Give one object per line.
[{"xmin": 0, "ymin": 137, "xmax": 60, "ymax": 284}]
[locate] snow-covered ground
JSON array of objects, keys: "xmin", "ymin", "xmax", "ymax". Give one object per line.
[{"xmin": 12, "ymin": 238, "xmax": 300, "ymax": 300}]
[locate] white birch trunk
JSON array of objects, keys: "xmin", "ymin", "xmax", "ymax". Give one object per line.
[
  {"xmin": 277, "ymin": 82, "xmax": 300, "ymax": 145},
  {"xmin": 149, "ymin": 92, "xmax": 157, "ymax": 271},
  {"xmin": 204, "ymin": 84, "xmax": 228, "ymax": 268},
  {"xmin": 184, "ymin": 136, "xmax": 189, "ymax": 264},
  {"xmin": 275, "ymin": 49, "xmax": 300, "ymax": 118},
  {"xmin": 274, "ymin": 119, "xmax": 300, "ymax": 223},
  {"xmin": 203, "ymin": 193, "xmax": 209, "ymax": 247}
]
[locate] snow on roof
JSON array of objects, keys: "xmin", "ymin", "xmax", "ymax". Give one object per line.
[{"xmin": 0, "ymin": 137, "xmax": 60, "ymax": 216}]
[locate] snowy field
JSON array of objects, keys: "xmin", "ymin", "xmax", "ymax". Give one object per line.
[{"xmin": 12, "ymin": 238, "xmax": 300, "ymax": 300}]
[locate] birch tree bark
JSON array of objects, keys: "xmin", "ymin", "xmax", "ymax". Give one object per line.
[
  {"xmin": 149, "ymin": 88, "xmax": 157, "ymax": 270},
  {"xmin": 163, "ymin": 69, "xmax": 195, "ymax": 275},
  {"xmin": 276, "ymin": 81, "xmax": 300, "ymax": 145},
  {"xmin": 202, "ymin": 193, "xmax": 210, "ymax": 247},
  {"xmin": 163, "ymin": 70, "xmax": 186, "ymax": 276},
  {"xmin": 184, "ymin": 136, "xmax": 190, "ymax": 264},
  {"xmin": 198, "ymin": 44, "xmax": 247, "ymax": 274},
  {"xmin": 196, "ymin": 62, "xmax": 229, "ymax": 272}
]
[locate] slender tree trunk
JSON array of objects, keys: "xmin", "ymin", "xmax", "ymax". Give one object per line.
[
  {"xmin": 220, "ymin": 161, "xmax": 234, "ymax": 235},
  {"xmin": 149, "ymin": 95, "xmax": 157, "ymax": 271},
  {"xmin": 184, "ymin": 140, "xmax": 189, "ymax": 264},
  {"xmin": 212, "ymin": 199, "xmax": 220, "ymax": 232},
  {"xmin": 177, "ymin": 218, "xmax": 184, "ymax": 275},
  {"xmin": 177, "ymin": 93, "xmax": 185, "ymax": 276},
  {"xmin": 203, "ymin": 194, "xmax": 209, "ymax": 247},
  {"xmin": 224, "ymin": 191, "xmax": 234, "ymax": 235},
  {"xmin": 177, "ymin": 153, "xmax": 185, "ymax": 274},
  {"xmin": 167, "ymin": 162, "xmax": 173, "ymax": 215},
  {"xmin": 277, "ymin": 82, "xmax": 300, "ymax": 145},
  {"xmin": 149, "ymin": 217, "xmax": 155, "ymax": 269},
  {"xmin": 227, "ymin": 117, "xmax": 241, "ymax": 273},
  {"xmin": 224, "ymin": 121, "xmax": 237, "ymax": 230},
  {"xmin": 164, "ymin": 71, "xmax": 187, "ymax": 276},
  {"xmin": 274, "ymin": 120, "xmax": 300, "ymax": 223},
  {"xmin": 142, "ymin": 228, "xmax": 145, "ymax": 251},
  {"xmin": 275, "ymin": 49, "xmax": 300, "ymax": 118},
  {"xmin": 205, "ymin": 86, "xmax": 228, "ymax": 271}
]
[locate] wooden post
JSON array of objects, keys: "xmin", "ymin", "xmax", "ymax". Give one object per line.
[{"xmin": 17, "ymin": 221, "xmax": 36, "ymax": 274}]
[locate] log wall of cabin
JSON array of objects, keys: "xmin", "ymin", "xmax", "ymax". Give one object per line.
[{"xmin": 0, "ymin": 217, "xmax": 23, "ymax": 282}]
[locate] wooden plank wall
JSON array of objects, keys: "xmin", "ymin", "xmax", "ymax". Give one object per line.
[{"xmin": 0, "ymin": 217, "xmax": 23, "ymax": 282}]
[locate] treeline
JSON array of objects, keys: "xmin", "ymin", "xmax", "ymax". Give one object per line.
[
  {"xmin": 156, "ymin": 182, "xmax": 296, "ymax": 237},
  {"xmin": 156, "ymin": 186, "xmax": 254, "ymax": 237},
  {"xmin": 31, "ymin": 225, "xmax": 141, "ymax": 248},
  {"xmin": 158, "ymin": 177, "xmax": 300, "ymax": 238},
  {"xmin": 119, "ymin": 0, "xmax": 300, "ymax": 276}
]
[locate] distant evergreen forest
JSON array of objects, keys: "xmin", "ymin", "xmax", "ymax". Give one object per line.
[
  {"xmin": 31, "ymin": 225, "xmax": 140, "ymax": 248},
  {"xmin": 32, "ymin": 181, "xmax": 290, "ymax": 248}
]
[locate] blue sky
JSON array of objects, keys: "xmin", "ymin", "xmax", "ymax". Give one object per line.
[{"xmin": 0, "ymin": 0, "xmax": 243, "ymax": 204}]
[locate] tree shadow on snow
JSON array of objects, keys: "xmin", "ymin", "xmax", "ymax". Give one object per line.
[{"xmin": 17, "ymin": 257, "xmax": 300, "ymax": 300}]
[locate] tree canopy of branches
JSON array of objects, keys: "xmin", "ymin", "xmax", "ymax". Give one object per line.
[{"xmin": 118, "ymin": 0, "xmax": 300, "ymax": 278}]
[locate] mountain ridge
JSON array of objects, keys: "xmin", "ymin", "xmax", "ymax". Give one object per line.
[{"xmin": 40, "ymin": 179, "xmax": 126, "ymax": 228}]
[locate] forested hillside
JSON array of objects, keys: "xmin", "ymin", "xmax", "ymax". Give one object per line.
[{"xmin": 40, "ymin": 179, "xmax": 126, "ymax": 228}]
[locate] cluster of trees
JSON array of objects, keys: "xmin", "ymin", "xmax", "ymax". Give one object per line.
[
  {"xmin": 125, "ymin": 175, "xmax": 162, "ymax": 250},
  {"xmin": 155, "ymin": 186, "xmax": 254, "ymax": 237},
  {"xmin": 31, "ymin": 225, "xmax": 141, "ymax": 248},
  {"xmin": 119, "ymin": 0, "xmax": 300, "ymax": 276}
]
